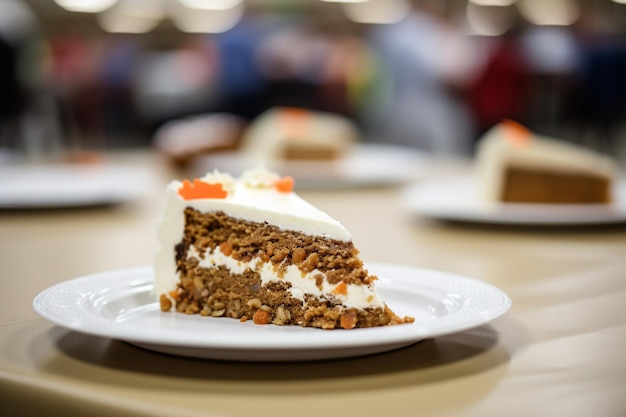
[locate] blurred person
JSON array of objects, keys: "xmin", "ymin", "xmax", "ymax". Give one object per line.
[
  {"xmin": 213, "ymin": 15, "xmax": 268, "ymax": 121},
  {"xmin": 216, "ymin": 16, "xmax": 365, "ymax": 128},
  {"xmin": 100, "ymin": 38, "xmax": 144, "ymax": 146},
  {"xmin": 49, "ymin": 35, "xmax": 107, "ymax": 147},
  {"xmin": 520, "ymin": 25, "xmax": 582, "ymax": 137},
  {"xmin": 0, "ymin": 0, "xmax": 41, "ymax": 153},
  {"xmin": 563, "ymin": 27, "xmax": 626, "ymax": 155},
  {"xmin": 362, "ymin": 2, "xmax": 478, "ymax": 156},
  {"xmin": 255, "ymin": 20, "xmax": 331, "ymax": 113},
  {"xmin": 466, "ymin": 25, "xmax": 532, "ymax": 149},
  {"xmin": 133, "ymin": 37, "xmax": 219, "ymax": 134},
  {"xmin": 0, "ymin": 36, "xmax": 22, "ymax": 143},
  {"xmin": 0, "ymin": 0, "xmax": 66, "ymax": 158},
  {"xmin": 319, "ymin": 31, "xmax": 374, "ymax": 121}
]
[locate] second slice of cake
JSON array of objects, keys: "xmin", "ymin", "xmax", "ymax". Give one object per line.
[
  {"xmin": 475, "ymin": 120, "xmax": 616, "ymax": 204},
  {"xmin": 155, "ymin": 167, "xmax": 413, "ymax": 330}
]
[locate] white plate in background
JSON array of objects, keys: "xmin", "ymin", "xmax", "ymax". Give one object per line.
[
  {"xmin": 192, "ymin": 144, "xmax": 428, "ymax": 189},
  {"xmin": 33, "ymin": 263, "xmax": 511, "ymax": 362},
  {"xmin": 0, "ymin": 165, "xmax": 153, "ymax": 209},
  {"xmin": 403, "ymin": 177, "xmax": 626, "ymax": 225}
]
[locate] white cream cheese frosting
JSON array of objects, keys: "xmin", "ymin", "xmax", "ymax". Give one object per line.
[
  {"xmin": 153, "ymin": 167, "xmax": 381, "ymax": 309},
  {"xmin": 475, "ymin": 121, "xmax": 616, "ymax": 202}
]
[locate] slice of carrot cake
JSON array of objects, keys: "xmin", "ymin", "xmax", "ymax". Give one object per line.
[
  {"xmin": 476, "ymin": 120, "xmax": 616, "ymax": 204},
  {"xmin": 239, "ymin": 107, "xmax": 358, "ymax": 162},
  {"xmin": 154, "ymin": 167, "xmax": 413, "ymax": 330}
]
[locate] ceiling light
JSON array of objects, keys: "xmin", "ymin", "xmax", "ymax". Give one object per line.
[
  {"xmin": 469, "ymin": 0, "xmax": 516, "ymax": 6},
  {"xmin": 342, "ymin": 0, "xmax": 410, "ymax": 24},
  {"xmin": 320, "ymin": 0, "xmax": 369, "ymax": 3},
  {"xmin": 170, "ymin": 1, "xmax": 244, "ymax": 33},
  {"xmin": 177, "ymin": 0, "xmax": 243, "ymax": 10},
  {"xmin": 54, "ymin": 0, "xmax": 118, "ymax": 13},
  {"xmin": 97, "ymin": 0, "xmax": 165, "ymax": 33},
  {"xmin": 517, "ymin": 0, "xmax": 580, "ymax": 26},
  {"xmin": 466, "ymin": 2, "xmax": 515, "ymax": 36}
]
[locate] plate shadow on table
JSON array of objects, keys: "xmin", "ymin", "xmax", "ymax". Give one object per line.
[
  {"xmin": 0, "ymin": 189, "xmax": 156, "ymax": 214},
  {"xmin": 38, "ymin": 320, "xmax": 522, "ymax": 394},
  {"xmin": 421, "ymin": 218, "xmax": 626, "ymax": 235},
  {"xmin": 0, "ymin": 203, "xmax": 125, "ymax": 214}
]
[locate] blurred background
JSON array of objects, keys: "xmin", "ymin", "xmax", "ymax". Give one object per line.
[{"xmin": 0, "ymin": 0, "xmax": 625, "ymax": 161}]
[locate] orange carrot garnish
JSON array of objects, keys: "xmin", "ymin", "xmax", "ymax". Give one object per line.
[
  {"xmin": 333, "ymin": 281, "xmax": 347, "ymax": 296},
  {"xmin": 275, "ymin": 176, "xmax": 295, "ymax": 193},
  {"xmin": 178, "ymin": 178, "xmax": 228, "ymax": 200},
  {"xmin": 252, "ymin": 309, "xmax": 271, "ymax": 325},
  {"xmin": 340, "ymin": 311, "xmax": 358, "ymax": 330},
  {"xmin": 502, "ymin": 119, "xmax": 531, "ymax": 147},
  {"xmin": 280, "ymin": 107, "xmax": 310, "ymax": 140}
]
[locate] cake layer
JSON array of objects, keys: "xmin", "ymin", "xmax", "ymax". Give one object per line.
[
  {"xmin": 163, "ymin": 262, "xmax": 394, "ymax": 329},
  {"xmin": 177, "ymin": 208, "xmax": 383, "ymax": 309},
  {"xmin": 502, "ymin": 167, "xmax": 612, "ymax": 204},
  {"xmin": 160, "ymin": 209, "xmax": 403, "ymax": 329}
]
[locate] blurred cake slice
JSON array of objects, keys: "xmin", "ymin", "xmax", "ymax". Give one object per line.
[
  {"xmin": 239, "ymin": 107, "xmax": 358, "ymax": 162},
  {"xmin": 153, "ymin": 113, "xmax": 245, "ymax": 167},
  {"xmin": 476, "ymin": 120, "xmax": 616, "ymax": 204}
]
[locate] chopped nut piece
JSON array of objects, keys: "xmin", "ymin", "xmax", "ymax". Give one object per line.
[
  {"xmin": 185, "ymin": 304, "xmax": 200, "ymax": 314},
  {"xmin": 291, "ymin": 247, "xmax": 306, "ymax": 263},
  {"xmin": 247, "ymin": 298, "xmax": 262, "ymax": 309},
  {"xmin": 273, "ymin": 306, "xmax": 291, "ymax": 325},
  {"xmin": 159, "ymin": 294, "xmax": 172, "ymax": 312}
]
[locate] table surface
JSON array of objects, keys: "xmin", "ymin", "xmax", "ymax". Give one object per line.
[{"xmin": 1, "ymin": 150, "xmax": 625, "ymax": 417}]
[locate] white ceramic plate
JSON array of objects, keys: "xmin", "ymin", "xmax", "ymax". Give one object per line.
[
  {"xmin": 192, "ymin": 144, "xmax": 428, "ymax": 189},
  {"xmin": 33, "ymin": 263, "xmax": 511, "ymax": 362},
  {"xmin": 404, "ymin": 177, "xmax": 626, "ymax": 225},
  {"xmin": 0, "ymin": 165, "xmax": 152, "ymax": 209}
]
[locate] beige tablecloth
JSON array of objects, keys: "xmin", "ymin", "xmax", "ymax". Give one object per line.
[{"xmin": 1, "ymin": 150, "xmax": 625, "ymax": 416}]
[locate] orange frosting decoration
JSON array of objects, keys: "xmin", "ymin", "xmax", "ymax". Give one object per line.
[
  {"xmin": 178, "ymin": 179, "xmax": 228, "ymax": 200},
  {"xmin": 275, "ymin": 176, "xmax": 295, "ymax": 193},
  {"xmin": 502, "ymin": 119, "xmax": 531, "ymax": 147},
  {"xmin": 280, "ymin": 107, "xmax": 310, "ymax": 140}
]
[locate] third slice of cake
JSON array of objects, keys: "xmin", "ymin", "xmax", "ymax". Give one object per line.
[
  {"xmin": 476, "ymin": 120, "xmax": 616, "ymax": 204},
  {"xmin": 155, "ymin": 167, "xmax": 413, "ymax": 330}
]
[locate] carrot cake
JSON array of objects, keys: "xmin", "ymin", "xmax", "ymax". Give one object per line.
[
  {"xmin": 153, "ymin": 113, "xmax": 245, "ymax": 168},
  {"xmin": 154, "ymin": 167, "xmax": 413, "ymax": 329},
  {"xmin": 239, "ymin": 107, "xmax": 358, "ymax": 162},
  {"xmin": 476, "ymin": 120, "xmax": 616, "ymax": 204}
]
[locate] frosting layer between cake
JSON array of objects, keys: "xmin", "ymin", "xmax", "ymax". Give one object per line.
[{"xmin": 186, "ymin": 245, "xmax": 384, "ymax": 309}]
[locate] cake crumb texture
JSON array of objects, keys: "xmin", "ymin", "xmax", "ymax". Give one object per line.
[
  {"xmin": 162, "ymin": 208, "xmax": 414, "ymax": 329},
  {"xmin": 179, "ymin": 208, "xmax": 371, "ymax": 285}
]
